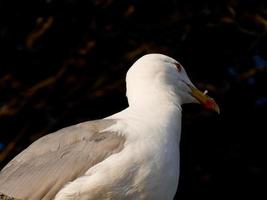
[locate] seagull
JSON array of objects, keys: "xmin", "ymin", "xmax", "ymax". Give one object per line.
[{"xmin": 0, "ymin": 54, "xmax": 219, "ymax": 200}]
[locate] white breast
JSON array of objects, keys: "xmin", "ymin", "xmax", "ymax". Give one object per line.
[{"xmin": 110, "ymin": 107, "xmax": 181, "ymax": 200}]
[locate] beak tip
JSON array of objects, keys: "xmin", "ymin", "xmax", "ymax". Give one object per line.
[
  {"xmin": 214, "ymin": 104, "xmax": 220, "ymax": 114},
  {"xmin": 189, "ymin": 86, "xmax": 220, "ymax": 114},
  {"xmin": 203, "ymin": 99, "xmax": 220, "ymax": 114}
]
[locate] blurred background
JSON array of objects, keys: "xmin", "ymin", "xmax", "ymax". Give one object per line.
[{"xmin": 0, "ymin": 0, "xmax": 266, "ymax": 199}]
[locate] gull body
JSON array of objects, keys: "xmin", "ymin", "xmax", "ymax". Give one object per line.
[{"xmin": 0, "ymin": 54, "xmax": 219, "ymax": 200}]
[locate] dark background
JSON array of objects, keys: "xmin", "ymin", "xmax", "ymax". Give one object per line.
[{"xmin": 0, "ymin": 0, "xmax": 266, "ymax": 199}]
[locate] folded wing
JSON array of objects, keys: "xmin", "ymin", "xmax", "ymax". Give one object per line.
[{"xmin": 0, "ymin": 119, "xmax": 125, "ymax": 200}]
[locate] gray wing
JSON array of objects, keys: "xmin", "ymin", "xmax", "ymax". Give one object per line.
[{"xmin": 0, "ymin": 119, "xmax": 125, "ymax": 200}]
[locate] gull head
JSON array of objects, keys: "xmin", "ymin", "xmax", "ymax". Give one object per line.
[{"xmin": 126, "ymin": 54, "xmax": 219, "ymax": 113}]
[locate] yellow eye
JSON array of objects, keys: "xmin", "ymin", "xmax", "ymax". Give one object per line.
[{"xmin": 174, "ymin": 63, "xmax": 182, "ymax": 72}]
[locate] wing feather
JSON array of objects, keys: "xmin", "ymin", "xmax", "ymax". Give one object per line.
[{"xmin": 0, "ymin": 119, "xmax": 125, "ymax": 200}]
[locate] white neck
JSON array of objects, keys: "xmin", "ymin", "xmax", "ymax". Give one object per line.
[
  {"xmin": 113, "ymin": 99, "xmax": 182, "ymax": 145},
  {"xmin": 127, "ymin": 78, "xmax": 182, "ymax": 110}
]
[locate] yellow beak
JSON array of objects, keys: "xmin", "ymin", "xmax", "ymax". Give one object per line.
[{"xmin": 190, "ymin": 86, "xmax": 220, "ymax": 114}]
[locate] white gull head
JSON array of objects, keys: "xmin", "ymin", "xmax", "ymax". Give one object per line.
[{"xmin": 126, "ymin": 53, "xmax": 220, "ymax": 113}]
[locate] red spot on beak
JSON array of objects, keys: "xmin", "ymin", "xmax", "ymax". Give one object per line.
[{"xmin": 204, "ymin": 100, "xmax": 214, "ymax": 109}]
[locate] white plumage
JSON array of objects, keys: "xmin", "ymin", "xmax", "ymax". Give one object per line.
[{"xmin": 0, "ymin": 54, "xmax": 219, "ymax": 200}]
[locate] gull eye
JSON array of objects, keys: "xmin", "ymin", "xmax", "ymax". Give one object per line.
[{"xmin": 174, "ymin": 63, "xmax": 182, "ymax": 72}]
